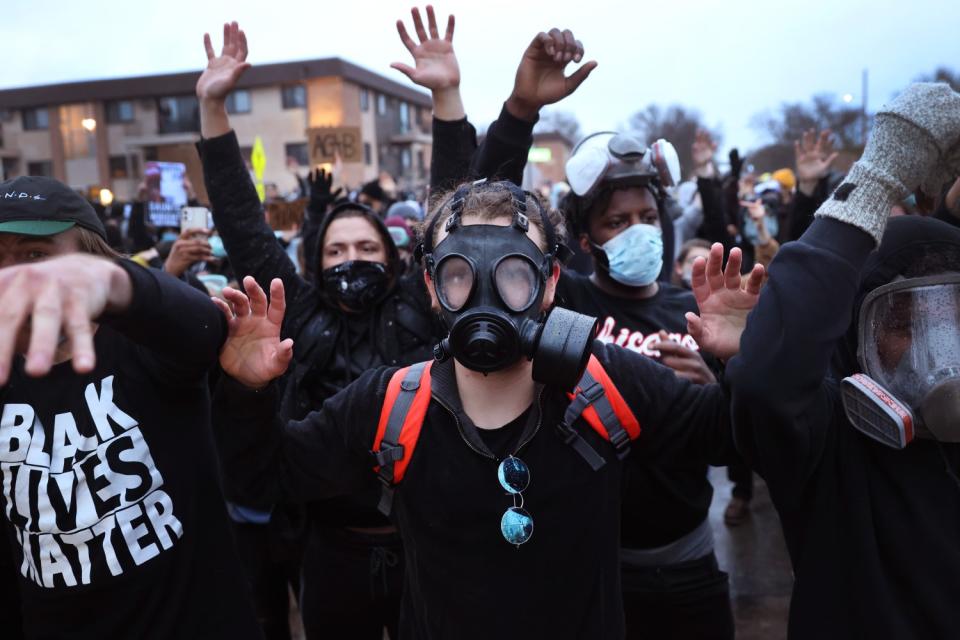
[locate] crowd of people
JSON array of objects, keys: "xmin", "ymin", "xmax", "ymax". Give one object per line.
[{"xmin": 2, "ymin": 5, "xmax": 960, "ymax": 640}]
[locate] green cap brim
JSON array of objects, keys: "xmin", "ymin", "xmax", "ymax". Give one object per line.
[{"xmin": 0, "ymin": 220, "xmax": 76, "ymax": 236}]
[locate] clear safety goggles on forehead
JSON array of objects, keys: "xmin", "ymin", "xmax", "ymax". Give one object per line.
[
  {"xmin": 859, "ymin": 274, "xmax": 960, "ymax": 409},
  {"xmin": 434, "ymin": 253, "xmax": 542, "ymax": 314},
  {"xmin": 565, "ymin": 131, "xmax": 681, "ymax": 198}
]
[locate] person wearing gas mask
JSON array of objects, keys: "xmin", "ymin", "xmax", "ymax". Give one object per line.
[
  {"xmin": 695, "ymin": 83, "xmax": 960, "ymax": 638},
  {"xmin": 556, "ymin": 132, "xmax": 740, "ymax": 638},
  {"xmin": 210, "ymin": 176, "xmax": 763, "ymax": 640},
  {"xmin": 194, "ymin": 23, "xmax": 436, "ymax": 640}
]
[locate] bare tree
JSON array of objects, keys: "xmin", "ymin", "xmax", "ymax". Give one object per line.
[
  {"xmin": 916, "ymin": 66, "xmax": 960, "ymax": 91},
  {"xmin": 751, "ymin": 94, "xmax": 863, "ymax": 152}
]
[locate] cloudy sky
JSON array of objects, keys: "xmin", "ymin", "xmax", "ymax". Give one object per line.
[{"xmin": 2, "ymin": 0, "xmax": 955, "ymax": 153}]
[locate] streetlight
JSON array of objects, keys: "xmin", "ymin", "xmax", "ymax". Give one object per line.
[
  {"xmin": 842, "ymin": 93, "xmax": 854, "ymax": 104},
  {"xmin": 99, "ymin": 188, "xmax": 114, "ymax": 206},
  {"xmin": 81, "ymin": 118, "xmax": 97, "ymax": 132}
]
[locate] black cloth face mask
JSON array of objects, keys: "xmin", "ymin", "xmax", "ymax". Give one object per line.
[{"xmin": 321, "ymin": 260, "xmax": 390, "ymax": 313}]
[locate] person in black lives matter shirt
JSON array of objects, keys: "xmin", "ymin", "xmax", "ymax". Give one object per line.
[{"xmin": 0, "ymin": 176, "xmax": 260, "ymax": 639}]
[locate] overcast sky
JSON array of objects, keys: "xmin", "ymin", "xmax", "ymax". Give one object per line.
[{"xmin": 2, "ymin": 0, "xmax": 956, "ymax": 154}]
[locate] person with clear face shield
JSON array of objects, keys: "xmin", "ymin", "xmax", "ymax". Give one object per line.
[
  {"xmin": 194, "ymin": 23, "xmax": 437, "ymax": 640},
  {"xmin": 704, "ymin": 82, "xmax": 960, "ymax": 638}
]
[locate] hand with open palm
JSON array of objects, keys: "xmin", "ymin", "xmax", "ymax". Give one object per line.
[
  {"xmin": 795, "ymin": 129, "xmax": 839, "ymax": 195},
  {"xmin": 685, "ymin": 244, "xmax": 765, "ymax": 361},
  {"xmin": 391, "ymin": 6, "xmax": 458, "ymax": 91},
  {"xmin": 214, "ymin": 277, "xmax": 294, "ymax": 389},
  {"xmin": 197, "ymin": 21, "xmax": 250, "ymax": 102}
]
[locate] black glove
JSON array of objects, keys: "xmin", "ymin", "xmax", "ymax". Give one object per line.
[
  {"xmin": 728, "ymin": 149, "xmax": 744, "ymax": 180},
  {"xmin": 308, "ymin": 168, "xmax": 343, "ymax": 214}
]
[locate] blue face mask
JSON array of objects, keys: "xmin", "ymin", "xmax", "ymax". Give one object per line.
[
  {"xmin": 161, "ymin": 231, "xmax": 179, "ymax": 243},
  {"xmin": 597, "ymin": 223, "xmax": 663, "ymax": 287},
  {"xmin": 208, "ymin": 235, "xmax": 227, "ymax": 258},
  {"xmin": 742, "ymin": 212, "xmax": 779, "ymax": 245}
]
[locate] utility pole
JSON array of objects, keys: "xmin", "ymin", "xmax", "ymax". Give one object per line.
[{"xmin": 861, "ymin": 68, "xmax": 869, "ymax": 147}]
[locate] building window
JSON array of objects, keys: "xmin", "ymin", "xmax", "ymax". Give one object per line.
[
  {"xmin": 226, "ymin": 90, "xmax": 252, "ymax": 115},
  {"xmin": 109, "ymin": 155, "xmax": 129, "ymax": 179},
  {"xmin": 363, "ymin": 142, "xmax": 372, "ymax": 166},
  {"xmin": 399, "ymin": 103, "xmax": 410, "ymax": 133},
  {"xmin": 282, "ymin": 85, "xmax": 306, "ymax": 109},
  {"xmin": 130, "ymin": 154, "xmax": 141, "ymax": 178},
  {"xmin": 2, "ymin": 158, "xmax": 18, "ymax": 179},
  {"xmin": 27, "ymin": 161, "xmax": 53, "ymax": 177},
  {"xmin": 285, "ymin": 143, "xmax": 309, "ymax": 167},
  {"xmin": 105, "ymin": 100, "xmax": 135, "ymax": 123},
  {"xmin": 417, "ymin": 150, "xmax": 425, "ymax": 174},
  {"xmin": 157, "ymin": 96, "xmax": 200, "ymax": 134},
  {"xmin": 401, "ymin": 148, "xmax": 412, "ymax": 170},
  {"xmin": 377, "ymin": 94, "xmax": 387, "ymax": 116},
  {"xmin": 0, "ymin": 110, "xmax": 14, "ymax": 123},
  {"xmin": 360, "ymin": 89, "xmax": 370, "ymax": 112},
  {"xmin": 22, "ymin": 108, "xmax": 49, "ymax": 131}
]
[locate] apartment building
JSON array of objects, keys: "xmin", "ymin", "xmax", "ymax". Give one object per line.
[{"xmin": 0, "ymin": 58, "xmax": 433, "ymax": 202}]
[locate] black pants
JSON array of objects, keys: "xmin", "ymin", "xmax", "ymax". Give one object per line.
[
  {"xmin": 622, "ymin": 553, "xmax": 734, "ymax": 640},
  {"xmin": 727, "ymin": 460, "xmax": 754, "ymax": 501},
  {"xmin": 231, "ymin": 520, "xmax": 303, "ymax": 640},
  {"xmin": 300, "ymin": 526, "xmax": 403, "ymax": 640}
]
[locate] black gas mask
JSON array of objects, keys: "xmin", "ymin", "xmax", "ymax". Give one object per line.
[
  {"xmin": 421, "ymin": 181, "xmax": 598, "ymax": 392},
  {"xmin": 321, "ymin": 260, "xmax": 390, "ymax": 313}
]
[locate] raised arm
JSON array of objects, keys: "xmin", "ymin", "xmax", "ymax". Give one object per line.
[
  {"xmin": 391, "ymin": 5, "xmax": 476, "ymax": 194},
  {"xmin": 472, "ymin": 28, "xmax": 596, "ymax": 185},
  {"xmin": 727, "ymin": 83, "xmax": 960, "ymax": 499},
  {"xmin": 786, "ymin": 129, "xmax": 839, "ymax": 240},
  {"xmin": 195, "ymin": 22, "xmax": 313, "ymax": 312}
]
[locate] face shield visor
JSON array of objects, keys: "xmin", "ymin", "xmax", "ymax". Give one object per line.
[{"xmin": 842, "ymin": 274, "xmax": 960, "ymax": 447}]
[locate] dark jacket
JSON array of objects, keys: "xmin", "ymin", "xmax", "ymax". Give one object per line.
[
  {"xmin": 197, "ymin": 130, "xmax": 436, "ymax": 527},
  {"xmin": 212, "ymin": 340, "xmax": 734, "ymax": 640},
  {"xmin": 728, "ymin": 216, "xmax": 960, "ymax": 639}
]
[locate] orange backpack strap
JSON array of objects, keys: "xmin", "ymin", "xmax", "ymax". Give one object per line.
[
  {"xmin": 561, "ymin": 355, "xmax": 641, "ymax": 470},
  {"xmin": 371, "ymin": 360, "xmax": 433, "ymax": 515}
]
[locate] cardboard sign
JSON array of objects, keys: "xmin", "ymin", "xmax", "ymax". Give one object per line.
[{"xmin": 308, "ymin": 127, "xmax": 363, "ymax": 164}]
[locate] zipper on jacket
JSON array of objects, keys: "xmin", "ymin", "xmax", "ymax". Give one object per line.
[{"xmin": 432, "ymin": 394, "xmax": 496, "ymax": 460}]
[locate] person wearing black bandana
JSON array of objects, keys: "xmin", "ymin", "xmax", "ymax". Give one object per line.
[{"xmin": 194, "ymin": 23, "xmax": 436, "ymax": 640}]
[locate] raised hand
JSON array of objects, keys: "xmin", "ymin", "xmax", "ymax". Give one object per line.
[
  {"xmin": 506, "ymin": 28, "xmax": 598, "ymax": 121},
  {"xmin": 308, "ymin": 168, "xmax": 343, "ymax": 213},
  {"xmin": 691, "ymin": 129, "xmax": 718, "ymax": 178},
  {"xmin": 391, "ymin": 6, "xmax": 458, "ymax": 90},
  {"xmin": 794, "ymin": 129, "xmax": 838, "ymax": 194},
  {"xmin": 197, "ymin": 22, "xmax": 250, "ymax": 102},
  {"xmin": 684, "ymin": 244, "xmax": 765, "ymax": 361},
  {"xmin": 213, "ymin": 276, "xmax": 293, "ymax": 389},
  {"xmin": 0, "ymin": 255, "xmax": 133, "ymax": 384}
]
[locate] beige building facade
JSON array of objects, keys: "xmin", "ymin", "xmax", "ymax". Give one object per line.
[{"xmin": 0, "ymin": 58, "xmax": 432, "ymax": 202}]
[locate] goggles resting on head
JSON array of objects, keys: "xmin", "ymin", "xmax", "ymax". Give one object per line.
[{"xmin": 565, "ymin": 132, "xmax": 681, "ymax": 199}]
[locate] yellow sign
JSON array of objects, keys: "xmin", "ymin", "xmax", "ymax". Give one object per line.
[{"xmin": 251, "ymin": 136, "xmax": 267, "ymax": 201}]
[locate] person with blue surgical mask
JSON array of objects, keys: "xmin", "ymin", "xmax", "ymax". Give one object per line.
[{"xmin": 557, "ymin": 132, "xmax": 740, "ymax": 639}]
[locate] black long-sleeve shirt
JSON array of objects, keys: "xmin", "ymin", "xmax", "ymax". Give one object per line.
[
  {"xmin": 0, "ymin": 261, "xmax": 259, "ymax": 640},
  {"xmin": 728, "ymin": 217, "xmax": 960, "ymax": 639},
  {"xmin": 213, "ymin": 340, "xmax": 734, "ymax": 640}
]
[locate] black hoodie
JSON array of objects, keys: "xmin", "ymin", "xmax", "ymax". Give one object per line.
[
  {"xmin": 198, "ymin": 131, "xmax": 437, "ymax": 528},
  {"xmin": 728, "ymin": 215, "xmax": 960, "ymax": 639}
]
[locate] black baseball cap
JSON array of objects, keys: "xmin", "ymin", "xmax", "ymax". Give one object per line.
[{"xmin": 0, "ymin": 176, "xmax": 106, "ymax": 240}]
